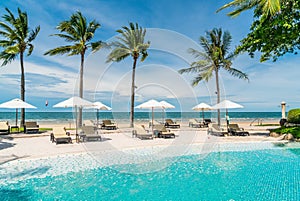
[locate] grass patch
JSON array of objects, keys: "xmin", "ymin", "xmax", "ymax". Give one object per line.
[
  {"xmin": 270, "ymin": 126, "xmax": 300, "ymax": 138},
  {"xmin": 39, "ymin": 128, "xmax": 52, "ymax": 131},
  {"xmin": 256, "ymin": 124, "xmax": 280, "ymax": 126}
]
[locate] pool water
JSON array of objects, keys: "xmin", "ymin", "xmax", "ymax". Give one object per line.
[{"xmin": 1, "ymin": 148, "xmax": 300, "ymax": 201}]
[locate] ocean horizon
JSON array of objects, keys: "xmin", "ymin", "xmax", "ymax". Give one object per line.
[{"xmin": 0, "ymin": 111, "xmax": 283, "ymax": 124}]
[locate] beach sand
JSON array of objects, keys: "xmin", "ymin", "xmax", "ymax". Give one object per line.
[{"xmin": 0, "ymin": 120, "xmax": 282, "ymax": 165}]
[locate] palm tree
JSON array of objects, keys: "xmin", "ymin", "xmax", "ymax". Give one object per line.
[
  {"xmin": 107, "ymin": 22, "xmax": 150, "ymax": 128},
  {"xmin": 217, "ymin": 0, "xmax": 281, "ymax": 17},
  {"xmin": 179, "ymin": 28, "xmax": 248, "ymax": 125},
  {"xmin": 45, "ymin": 11, "xmax": 104, "ymax": 126},
  {"xmin": 0, "ymin": 8, "xmax": 40, "ymax": 127}
]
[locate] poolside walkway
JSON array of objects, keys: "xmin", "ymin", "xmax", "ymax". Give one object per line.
[{"xmin": 0, "ymin": 122, "xmax": 282, "ymax": 165}]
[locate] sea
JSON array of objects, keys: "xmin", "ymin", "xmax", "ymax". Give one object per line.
[{"xmin": 0, "ymin": 111, "xmax": 282, "ymax": 125}]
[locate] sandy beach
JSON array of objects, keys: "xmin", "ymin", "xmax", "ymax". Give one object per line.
[{"xmin": 0, "ymin": 120, "xmax": 281, "ymax": 165}]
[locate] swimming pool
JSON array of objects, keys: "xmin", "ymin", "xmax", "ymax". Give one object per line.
[{"xmin": 1, "ymin": 143, "xmax": 299, "ymax": 200}]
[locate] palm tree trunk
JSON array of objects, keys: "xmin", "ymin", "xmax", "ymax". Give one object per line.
[
  {"xmin": 215, "ymin": 68, "xmax": 221, "ymax": 125},
  {"xmin": 20, "ymin": 52, "xmax": 25, "ymax": 127},
  {"xmin": 78, "ymin": 52, "xmax": 84, "ymax": 127},
  {"xmin": 130, "ymin": 57, "xmax": 138, "ymax": 128}
]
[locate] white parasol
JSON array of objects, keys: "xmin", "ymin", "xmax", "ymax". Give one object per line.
[
  {"xmin": 212, "ymin": 100, "xmax": 243, "ymax": 131},
  {"xmin": 53, "ymin": 96, "xmax": 94, "ymax": 138},
  {"xmin": 135, "ymin": 99, "xmax": 164, "ymax": 132},
  {"xmin": 159, "ymin": 101, "xmax": 175, "ymax": 122},
  {"xmin": 192, "ymin": 102, "xmax": 212, "ymax": 121},
  {"xmin": 89, "ymin": 101, "xmax": 112, "ymax": 126},
  {"xmin": 0, "ymin": 98, "xmax": 36, "ymax": 126}
]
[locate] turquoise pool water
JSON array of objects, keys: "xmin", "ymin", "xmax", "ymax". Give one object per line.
[{"xmin": 1, "ymin": 148, "xmax": 300, "ymax": 201}]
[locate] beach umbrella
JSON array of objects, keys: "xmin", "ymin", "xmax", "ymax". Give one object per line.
[
  {"xmin": 212, "ymin": 100, "xmax": 243, "ymax": 131},
  {"xmin": 53, "ymin": 96, "xmax": 94, "ymax": 138},
  {"xmin": 135, "ymin": 99, "xmax": 164, "ymax": 132},
  {"xmin": 0, "ymin": 98, "xmax": 36, "ymax": 126},
  {"xmin": 192, "ymin": 103, "xmax": 212, "ymax": 121},
  {"xmin": 89, "ymin": 101, "xmax": 112, "ymax": 126},
  {"xmin": 159, "ymin": 101, "xmax": 175, "ymax": 122}
]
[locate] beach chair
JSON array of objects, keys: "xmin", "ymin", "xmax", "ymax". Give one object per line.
[
  {"xmin": 50, "ymin": 127, "xmax": 72, "ymax": 144},
  {"xmin": 153, "ymin": 124, "xmax": 175, "ymax": 138},
  {"xmin": 207, "ymin": 124, "xmax": 227, "ymax": 136},
  {"xmin": 101, "ymin": 119, "xmax": 117, "ymax": 130},
  {"xmin": 79, "ymin": 125, "xmax": 102, "ymax": 142},
  {"xmin": 165, "ymin": 119, "xmax": 180, "ymax": 129},
  {"xmin": 189, "ymin": 119, "xmax": 204, "ymax": 128},
  {"xmin": 0, "ymin": 121, "xmax": 10, "ymax": 134},
  {"xmin": 132, "ymin": 125, "xmax": 153, "ymax": 140},
  {"xmin": 203, "ymin": 119, "xmax": 212, "ymax": 127},
  {"xmin": 24, "ymin": 121, "xmax": 39, "ymax": 133},
  {"xmin": 149, "ymin": 120, "xmax": 162, "ymax": 127},
  {"xmin": 228, "ymin": 124, "xmax": 250, "ymax": 136}
]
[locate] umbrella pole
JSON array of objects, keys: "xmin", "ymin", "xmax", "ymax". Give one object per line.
[
  {"xmin": 15, "ymin": 108, "xmax": 18, "ymax": 126},
  {"xmin": 152, "ymin": 107, "xmax": 154, "ymax": 134},
  {"xmin": 75, "ymin": 106, "xmax": 78, "ymax": 142},
  {"xmin": 96, "ymin": 109, "xmax": 99, "ymax": 128},
  {"xmin": 226, "ymin": 109, "xmax": 229, "ymax": 132},
  {"xmin": 202, "ymin": 109, "xmax": 205, "ymax": 122}
]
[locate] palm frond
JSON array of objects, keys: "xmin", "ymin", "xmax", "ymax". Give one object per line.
[
  {"xmin": 178, "ymin": 65, "xmax": 200, "ymax": 74},
  {"xmin": 50, "ymin": 33, "xmax": 77, "ymax": 42},
  {"xmin": 140, "ymin": 50, "xmax": 148, "ymax": 62},
  {"xmin": 5, "ymin": 45, "xmax": 19, "ymax": 54},
  {"xmin": 0, "ymin": 40, "xmax": 14, "ymax": 47},
  {"xmin": 217, "ymin": 0, "xmax": 280, "ymax": 17},
  {"xmin": 0, "ymin": 51, "xmax": 17, "ymax": 66},
  {"xmin": 91, "ymin": 41, "xmax": 109, "ymax": 52},
  {"xmin": 44, "ymin": 45, "xmax": 74, "ymax": 56},
  {"xmin": 200, "ymin": 66, "xmax": 214, "ymax": 82},
  {"xmin": 106, "ymin": 48, "xmax": 131, "ymax": 62},
  {"xmin": 27, "ymin": 44, "xmax": 34, "ymax": 56},
  {"xmin": 68, "ymin": 43, "xmax": 84, "ymax": 56},
  {"xmin": 226, "ymin": 67, "xmax": 249, "ymax": 81},
  {"xmin": 216, "ymin": 0, "xmax": 257, "ymax": 17},
  {"xmin": 28, "ymin": 26, "xmax": 40, "ymax": 42},
  {"xmin": 192, "ymin": 75, "xmax": 204, "ymax": 87}
]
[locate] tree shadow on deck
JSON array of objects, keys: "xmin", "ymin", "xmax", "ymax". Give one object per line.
[{"xmin": 0, "ymin": 136, "xmax": 15, "ymax": 151}]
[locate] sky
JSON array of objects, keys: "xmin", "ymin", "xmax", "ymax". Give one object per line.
[{"xmin": 0, "ymin": 0, "xmax": 299, "ymax": 112}]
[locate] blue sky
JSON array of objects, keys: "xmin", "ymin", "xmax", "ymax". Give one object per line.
[{"xmin": 0, "ymin": 0, "xmax": 299, "ymax": 112}]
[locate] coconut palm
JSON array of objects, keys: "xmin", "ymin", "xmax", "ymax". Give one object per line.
[
  {"xmin": 0, "ymin": 8, "xmax": 40, "ymax": 127},
  {"xmin": 179, "ymin": 28, "xmax": 248, "ymax": 125},
  {"xmin": 217, "ymin": 0, "xmax": 281, "ymax": 17},
  {"xmin": 107, "ymin": 22, "xmax": 150, "ymax": 127},
  {"xmin": 44, "ymin": 11, "xmax": 104, "ymax": 126}
]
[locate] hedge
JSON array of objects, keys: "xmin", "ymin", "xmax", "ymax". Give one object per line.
[{"xmin": 287, "ymin": 108, "xmax": 300, "ymax": 124}]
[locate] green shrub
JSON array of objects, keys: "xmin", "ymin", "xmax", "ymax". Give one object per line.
[
  {"xmin": 287, "ymin": 109, "xmax": 300, "ymax": 124},
  {"xmin": 271, "ymin": 126, "xmax": 300, "ymax": 138}
]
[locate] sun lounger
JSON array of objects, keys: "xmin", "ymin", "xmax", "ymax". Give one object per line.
[
  {"xmin": 207, "ymin": 124, "xmax": 227, "ymax": 136},
  {"xmin": 189, "ymin": 119, "xmax": 205, "ymax": 128},
  {"xmin": 165, "ymin": 119, "xmax": 180, "ymax": 129},
  {"xmin": 24, "ymin": 121, "xmax": 39, "ymax": 133},
  {"xmin": 149, "ymin": 120, "xmax": 163, "ymax": 127},
  {"xmin": 228, "ymin": 124, "xmax": 250, "ymax": 136},
  {"xmin": 132, "ymin": 125, "xmax": 153, "ymax": 140},
  {"xmin": 50, "ymin": 127, "xmax": 72, "ymax": 144},
  {"xmin": 153, "ymin": 124, "xmax": 175, "ymax": 138},
  {"xmin": 0, "ymin": 121, "xmax": 10, "ymax": 134},
  {"xmin": 101, "ymin": 119, "xmax": 117, "ymax": 130},
  {"xmin": 79, "ymin": 125, "xmax": 102, "ymax": 142},
  {"xmin": 203, "ymin": 119, "xmax": 212, "ymax": 127}
]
